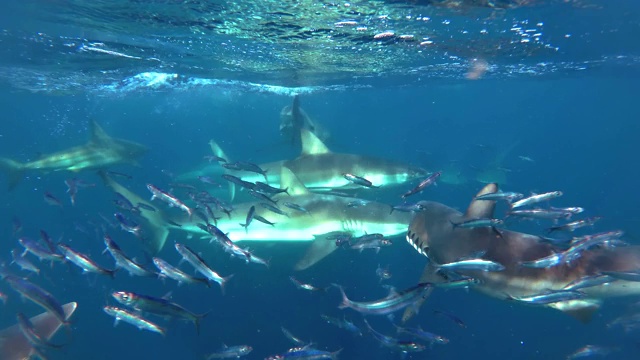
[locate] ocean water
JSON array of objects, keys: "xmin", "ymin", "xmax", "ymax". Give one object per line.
[{"xmin": 1, "ymin": 1, "xmax": 639, "ymax": 359}]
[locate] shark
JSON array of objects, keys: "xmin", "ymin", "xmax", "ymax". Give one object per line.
[
  {"xmin": 0, "ymin": 120, "xmax": 148, "ymax": 189},
  {"xmin": 102, "ymin": 167, "xmax": 412, "ymax": 270},
  {"xmin": 402, "ymin": 183, "xmax": 640, "ymax": 323},
  {"xmin": 0, "ymin": 301, "xmax": 77, "ymax": 360},
  {"xmin": 201, "ymin": 128, "xmax": 427, "ymax": 200}
]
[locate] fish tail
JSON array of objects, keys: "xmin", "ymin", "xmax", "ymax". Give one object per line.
[
  {"xmin": 0, "ymin": 157, "xmax": 25, "ymax": 190},
  {"xmin": 219, "ymin": 274, "xmax": 234, "ymax": 295},
  {"xmin": 332, "ymin": 283, "xmax": 350, "ymax": 309},
  {"xmin": 331, "ymin": 348, "xmax": 342, "ymax": 360},
  {"xmin": 194, "ymin": 310, "xmax": 211, "ymax": 335}
]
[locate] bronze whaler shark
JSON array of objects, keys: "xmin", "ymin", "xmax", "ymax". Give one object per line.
[
  {"xmin": 101, "ymin": 167, "xmax": 412, "ymax": 270},
  {"xmin": 0, "ymin": 120, "xmax": 148, "ymax": 189},
  {"xmin": 0, "ymin": 301, "xmax": 77, "ymax": 359},
  {"xmin": 403, "ymin": 183, "xmax": 640, "ymax": 323}
]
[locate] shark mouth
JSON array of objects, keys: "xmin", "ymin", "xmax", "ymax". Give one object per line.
[{"xmin": 406, "ymin": 229, "xmax": 429, "ymax": 258}]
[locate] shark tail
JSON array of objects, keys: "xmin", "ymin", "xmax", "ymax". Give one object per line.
[
  {"xmin": 0, "ymin": 157, "xmax": 26, "ymax": 190},
  {"xmin": 219, "ymin": 274, "xmax": 234, "ymax": 295},
  {"xmin": 209, "ymin": 139, "xmax": 235, "ymax": 201}
]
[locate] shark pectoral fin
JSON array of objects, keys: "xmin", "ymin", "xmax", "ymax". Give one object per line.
[
  {"xmin": 0, "ymin": 157, "xmax": 25, "ymax": 190},
  {"xmin": 300, "ymin": 128, "xmax": 330, "ymax": 156},
  {"xmin": 548, "ymin": 299, "xmax": 601, "ymax": 323},
  {"xmin": 465, "ymin": 183, "xmax": 499, "ymax": 219},
  {"xmin": 401, "ymin": 264, "xmax": 445, "ymax": 323},
  {"xmin": 280, "ymin": 166, "xmax": 310, "ymax": 196},
  {"xmin": 145, "ymin": 224, "xmax": 170, "ymax": 255},
  {"xmin": 294, "ymin": 232, "xmax": 343, "ymax": 271}
]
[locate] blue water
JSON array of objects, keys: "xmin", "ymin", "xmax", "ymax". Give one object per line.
[{"xmin": 1, "ymin": 1, "xmax": 640, "ymax": 359}]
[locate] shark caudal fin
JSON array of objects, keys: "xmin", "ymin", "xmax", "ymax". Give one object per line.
[
  {"xmin": 209, "ymin": 139, "xmax": 235, "ymax": 201},
  {"xmin": 98, "ymin": 171, "xmax": 169, "ymax": 254},
  {"xmin": 465, "ymin": 183, "xmax": 499, "ymax": 219},
  {"xmin": 0, "ymin": 301, "xmax": 77, "ymax": 360},
  {"xmin": 0, "ymin": 157, "xmax": 25, "ymax": 190},
  {"xmin": 300, "ymin": 128, "xmax": 330, "ymax": 156}
]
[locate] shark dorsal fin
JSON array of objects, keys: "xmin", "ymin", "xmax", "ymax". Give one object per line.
[
  {"xmin": 280, "ymin": 166, "xmax": 310, "ymax": 196},
  {"xmin": 465, "ymin": 183, "xmax": 499, "ymax": 218},
  {"xmin": 300, "ymin": 128, "xmax": 330, "ymax": 156},
  {"xmin": 90, "ymin": 120, "xmax": 112, "ymax": 144}
]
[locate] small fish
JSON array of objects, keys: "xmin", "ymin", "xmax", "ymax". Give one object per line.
[
  {"xmin": 508, "ymin": 290, "xmax": 585, "ymax": 305},
  {"xmin": 434, "ymin": 309, "xmax": 466, "ymax": 328},
  {"xmin": 563, "ymin": 275, "xmax": 615, "ymax": 291},
  {"xmin": 11, "ymin": 249, "xmax": 40, "ymax": 274},
  {"xmin": 223, "ymin": 161, "xmax": 268, "ymax": 181},
  {"xmin": 550, "ymin": 206, "xmax": 584, "ymax": 215},
  {"xmin": 248, "ymin": 190, "xmax": 278, "ymax": 205},
  {"xmin": 103, "ymin": 306, "xmax": 165, "ymax": 335},
  {"xmin": 19, "ymin": 237, "xmax": 64, "ymax": 263},
  {"xmin": 567, "ymin": 345, "xmax": 617, "ymax": 360},
  {"xmin": 290, "ymin": 276, "xmax": 327, "ymax": 292},
  {"xmin": 4, "ymin": 276, "xmax": 69, "ymax": 326},
  {"xmin": 104, "ymin": 235, "xmax": 156, "ymax": 277},
  {"xmin": 335, "ymin": 282, "xmax": 432, "ymax": 316},
  {"xmin": 518, "ymin": 155, "xmax": 535, "ymax": 162},
  {"xmin": 451, "ymin": 218, "xmax": 503, "ymax": 229},
  {"xmin": 17, "ymin": 312, "xmax": 65, "ymax": 350},
  {"xmin": 147, "ymin": 184, "xmax": 193, "ymax": 218},
  {"xmin": 510, "ymin": 191, "xmax": 563, "ymax": 209},
  {"xmin": 507, "ymin": 208, "xmax": 571, "ymax": 220},
  {"xmin": 58, "ymin": 244, "xmax": 116, "ymax": 278},
  {"xmin": 175, "ymin": 243, "xmax": 233, "ymax": 293},
  {"xmin": 600, "ymin": 270, "xmax": 640, "ymax": 282},
  {"xmin": 107, "ymin": 170, "xmax": 133, "ymax": 179},
  {"xmin": 401, "ymin": 171, "xmax": 441, "ymax": 199},
  {"xmin": 204, "ymin": 154, "xmax": 227, "ymax": 163},
  {"xmin": 198, "ymin": 176, "xmax": 221, "ymax": 187},
  {"xmin": 206, "ymin": 345, "xmax": 253, "ymax": 359},
  {"xmin": 64, "ymin": 178, "xmax": 94, "ymax": 206},
  {"xmin": 254, "ymin": 181, "xmax": 289, "ymax": 196},
  {"xmin": 343, "ymin": 173, "xmax": 378, "ymax": 188},
  {"xmin": 112, "ymin": 291, "xmax": 208, "ymax": 334},
  {"xmin": 474, "ymin": 191, "xmax": 523, "ymax": 203},
  {"xmin": 280, "ymin": 327, "xmax": 308, "ymax": 346},
  {"xmin": 350, "ymin": 237, "xmax": 392, "ymax": 252},
  {"xmin": 519, "ymin": 252, "xmax": 565, "ymax": 269},
  {"xmin": 436, "ymin": 258, "xmax": 505, "ymax": 272},
  {"xmin": 254, "ymin": 215, "xmax": 276, "ymax": 226},
  {"xmin": 390, "ymin": 202, "xmax": 425, "ymax": 214},
  {"xmin": 43, "ymin": 191, "xmax": 63, "ymax": 207},
  {"xmin": 266, "ymin": 346, "xmax": 341, "ymax": 360},
  {"xmin": 547, "ymin": 217, "xmax": 601, "ymax": 233},
  {"xmin": 394, "ymin": 324, "xmax": 449, "ymax": 346},
  {"xmin": 282, "ymin": 202, "xmax": 310, "ymax": 214},
  {"xmin": 221, "ymin": 174, "xmax": 256, "ymax": 190},
  {"xmin": 152, "ymin": 257, "xmax": 210, "ymax": 287},
  {"xmin": 240, "ymin": 206, "xmax": 256, "ymax": 233},
  {"xmin": 320, "ymin": 314, "xmax": 362, "ymax": 336},
  {"xmin": 260, "ymin": 202, "xmax": 289, "ymax": 217},
  {"xmin": 114, "ymin": 212, "xmax": 142, "ymax": 237},
  {"xmin": 435, "ymin": 278, "xmax": 481, "ymax": 290},
  {"xmin": 363, "ymin": 319, "xmax": 426, "ymax": 353}
]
